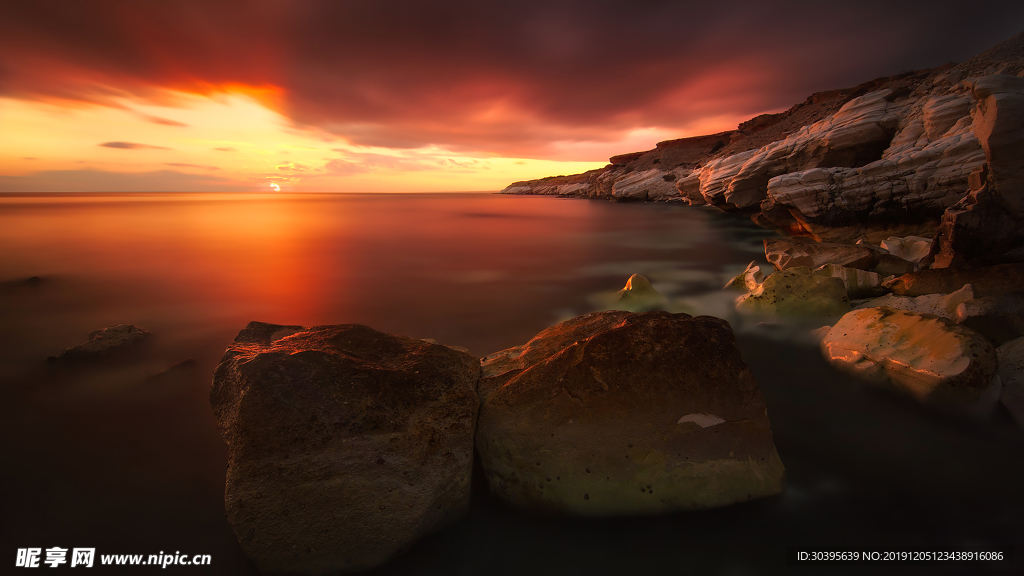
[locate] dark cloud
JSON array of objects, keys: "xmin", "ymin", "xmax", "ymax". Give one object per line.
[
  {"xmin": 99, "ymin": 141, "xmax": 171, "ymax": 150},
  {"xmin": 3, "ymin": 1, "xmax": 1023, "ymax": 158}
]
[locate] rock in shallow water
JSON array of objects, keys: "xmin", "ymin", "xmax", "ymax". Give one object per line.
[
  {"xmin": 735, "ymin": 269, "xmax": 851, "ymax": 319},
  {"xmin": 210, "ymin": 322, "xmax": 480, "ymax": 575},
  {"xmin": 476, "ymin": 311, "xmax": 785, "ymax": 516},
  {"xmin": 613, "ymin": 273, "xmax": 667, "ymax": 312},
  {"xmin": 45, "ymin": 324, "xmax": 152, "ymax": 365},
  {"xmin": 822, "ymin": 307, "xmax": 998, "ymax": 407}
]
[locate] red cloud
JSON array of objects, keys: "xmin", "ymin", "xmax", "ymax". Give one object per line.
[{"xmin": 2, "ymin": 1, "xmax": 1022, "ymax": 159}]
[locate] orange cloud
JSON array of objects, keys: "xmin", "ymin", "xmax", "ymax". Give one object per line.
[{"xmin": 3, "ymin": 0, "xmax": 1020, "ymax": 161}]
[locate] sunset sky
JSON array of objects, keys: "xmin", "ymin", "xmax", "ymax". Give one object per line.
[{"xmin": 1, "ymin": 0, "xmax": 1021, "ymax": 193}]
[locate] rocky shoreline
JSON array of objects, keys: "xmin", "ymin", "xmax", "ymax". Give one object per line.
[{"xmin": 500, "ymin": 32, "xmax": 1024, "ymax": 266}]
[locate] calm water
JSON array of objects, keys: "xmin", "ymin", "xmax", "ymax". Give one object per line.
[{"xmin": 1, "ymin": 193, "xmax": 1022, "ymax": 575}]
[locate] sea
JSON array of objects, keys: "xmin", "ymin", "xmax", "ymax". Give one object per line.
[{"xmin": 1, "ymin": 192, "xmax": 1022, "ymax": 575}]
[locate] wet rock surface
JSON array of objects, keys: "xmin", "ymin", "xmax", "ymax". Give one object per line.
[
  {"xmin": 735, "ymin": 269, "xmax": 851, "ymax": 318},
  {"xmin": 822, "ymin": 307, "xmax": 998, "ymax": 406},
  {"xmin": 45, "ymin": 324, "xmax": 152, "ymax": 365},
  {"xmin": 476, "ymin": 311, "xmax": 785, "ymax": 516},
  {"xmin": 210, "ymin": 322, "xmax": 480, "ymax": 575}
]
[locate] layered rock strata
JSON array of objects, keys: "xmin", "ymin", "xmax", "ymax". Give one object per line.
[{"xmin": 501, "ymin": 33, "xmax": 1024, "ymax": 266}]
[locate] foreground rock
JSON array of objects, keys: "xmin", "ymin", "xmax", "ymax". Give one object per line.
[
  {"xmin": 822, "ymin": 307, "xmax": 998, "ymax": 407},
  {"xmin": 46, "ymin": 324, "xmax": 152, "ymax": 365},
  {"xmin": 210, "ymin": 322, "xmax": 479, "ymax": 575},
  {"xmin": 476, "ymin": 311, "xmax": 785, "ymax": 515}
]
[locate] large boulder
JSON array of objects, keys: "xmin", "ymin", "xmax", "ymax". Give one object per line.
[
  {"xmin": 476, "ymin": 311, "xmax": 785, "ymax": 516},
  {"xmin": 210, "ymin": 322, "xmax": 480, "ymax": 575},
  {"xmin": 931, "ymin": 75, "xmax": 1024, "ymax": 267},
  {"xmin": 735, "ymin": 269, "xmax": 851, "ymax": 318},
  {"xmin": 821, "ymin": 307, "xmax": 998, "ymax": 406},
  {"xmin": 46, "ymin": 324, "xmax": 152, "ymax": 365}
]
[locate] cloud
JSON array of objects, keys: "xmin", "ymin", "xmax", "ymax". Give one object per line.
[
  {"xmin": 141, "ymin": 114, "xmax": 188, "ymax": 127},
  {"xmin": 0, "ymin": 168, "xmax": 246, "ymax": 192},
  {"xmin": 2, "ymin": 1, "xmax": 1023, "ymax": 159},
  {"xmin": 165, "ymin": 162, "xmax": 219, "ymax": 170},
  {"xmin": 322, "ymin": 151, "xmax": 472, "ymax": 175},
  {"xmin": 99, "ymin": 141, "xmax": 171, "ymax": 150},
  {"xmin": 213, "ymin": 147, "xmax": 237, "ymax": 152}
]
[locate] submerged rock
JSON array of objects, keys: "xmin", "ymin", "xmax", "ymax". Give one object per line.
[
  {"xmin": 476, "ymin": 311, "xmax": 785, "ymax": 515},
  {"xmin": 822, "ymin": 307, "xmax": 998, "ymax": 406},
  {"xmin": 736, "ymin": 269, "xmax": 851, "ymax": 318},
  {"xmin": 210, "ymin": 322, "xmax": 480, "ymax": 575},
  {"xmin": 45, "ymin": 324, "xmax": 152, "ymax": 365},
  {"xmin": 613, "ymin": 274, "xmax": 667, "ymax": 312}
]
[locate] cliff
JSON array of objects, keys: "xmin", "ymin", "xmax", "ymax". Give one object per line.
[{"xmin": 501, "ymin": 32, "xmax": 1024, "ymax": 267}]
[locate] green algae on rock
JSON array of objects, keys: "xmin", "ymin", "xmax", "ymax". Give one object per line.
[{"xmin": 476, "ymin": 311, "xmax": 785, "ymax": 516}]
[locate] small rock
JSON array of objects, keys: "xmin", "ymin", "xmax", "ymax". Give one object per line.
[
  {"xmin": 855, "ymin": 284, "xmax": 975, "ymax": 321},
  {"xmin": 723, "ymin": 261, "xmax": 764, "ymax": 293},
  {"xmin": 613, "ymin": 274, "xmax": 667, "ymax": 312},
  {"xmin": 46, "ymin": 324, "xmax": 152, "ymax": 365},
  {"xmin": 822, "ymin": 307, "xmax": 998, "ymax": 406},
  {"xmin": 764, "ymin": 237, "xmax": 885, "ymax": 271},
  {"xmin": 476, "ymin": 311, "xmax": 785, "ymax": 515},
  {"xmin": 880, "ymin": 235, "xmax": 934, "ymax": 264},
  {"xmin": 811, "ymin": 264, "xmax": 884, "ymax": 298},
  {"xmin": 871, "ymin": 253, "xmax": 919, "ymax": 277},
  {"xmin": 955, "ymin": 292, "xmax": 1024, "ymax": 346},
  {"xmin": 736, "ymin": 270, "xmax": 851, "ymax": 318},
  {"xmin": 211, "ymin": 322, "xmax": 480, "ymax": 574}
]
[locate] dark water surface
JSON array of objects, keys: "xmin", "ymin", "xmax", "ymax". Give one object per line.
[{"xmin": 1, "ymin": 193, "xmax": 1021, "ymax": 575}]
